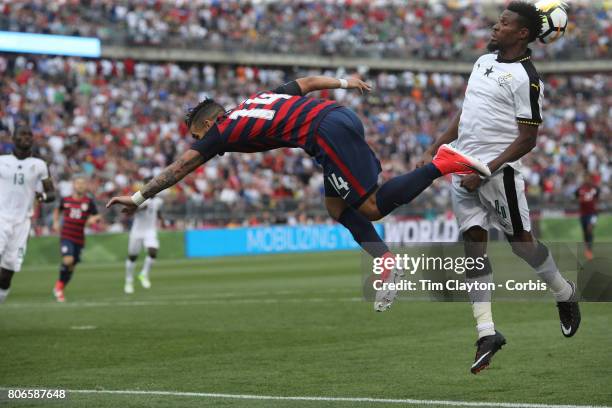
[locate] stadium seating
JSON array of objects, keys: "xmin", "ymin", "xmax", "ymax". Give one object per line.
[
  {"xmin": 1, "ymin": 1, "xmax": 610, "ymax": 60},
  {"xmin": 0, "ymin": 54, "xmax": 608, "ymax": 231}
]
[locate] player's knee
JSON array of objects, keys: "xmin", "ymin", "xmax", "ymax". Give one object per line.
[
  {"xmin": 148, "ymin": 249, "xmax": 158, "ymax": 259},
  {"xmin": 463, "ymin": 226, "xmax": 488, "ymax": 243},
  {"xmin": 325, "ymin": 198, "xmax": 347, "ymax": 221},
  {"xmin": 128, "ymin": 255, "xmax": 138, "ymax": 262},
  {"xmin": 508, "ymin": 230, "xmax": 535, "ymax": 259},
  {"xmin": 326, "ymin": 206, "xmax": 341, "ymax": 221},
  {"xmin": 62, "ymin": 256, "xmax": 75, "ymax": 267},
  {"xmin": 462, "ymin": 227, "xmax": 488, "ymax": 258},
  {"xmin": 357, "ymin": 197, "xmax": 382, "ymax": 221}
]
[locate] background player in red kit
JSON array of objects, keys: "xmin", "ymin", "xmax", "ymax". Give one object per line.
[
  {"xmin": 106, "ymin": 75, "xmax": 489, "ymax": 311},
  {"xmin": 52, "ymin": 176, "xmax": 102, "ymax": 302},
  {"xmin": 576, "ymin": 173, "xmax": 600, "ymax": 260}
]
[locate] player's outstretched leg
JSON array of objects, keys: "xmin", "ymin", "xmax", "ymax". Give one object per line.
[
  {"xmin": 508, "ymin": 232, "xmax": 580, "ymax": 338},
  {"xmin": 125, "ymin": 256, "xmax": 137, "ymax": 294},
  {"xmin": 373, "ymin": 145, "xmax": 490, "ymax": 219}
]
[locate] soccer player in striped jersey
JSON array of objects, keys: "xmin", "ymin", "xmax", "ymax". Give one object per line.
[
  {"xmin": 52, "ymin": 176, "xmax": 101, "ymax": 302},
  {"xmin": 107, "ymin": 75, "xmax": 490, "ymax": 311}
]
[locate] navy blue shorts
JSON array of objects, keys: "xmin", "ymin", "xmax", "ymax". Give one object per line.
[
  {"xmin": 315, "ymin": 107, "xmax": 381, "ymax": 207},
  {"xmin": 580, "ymin": 214, "xmax": 597, "ymax": 231},
  {"xmin": 60, "ymin": 239, "xmax": 83, "ymax": 264}
]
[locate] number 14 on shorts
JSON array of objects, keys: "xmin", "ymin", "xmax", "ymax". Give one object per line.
[{"xmin": 329, "ymin": 173, "xmax": 350, "ymax": 198}]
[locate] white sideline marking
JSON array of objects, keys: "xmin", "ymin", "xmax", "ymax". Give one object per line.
[
  {"xmin": 2, "ymin": 388, "xmax": 605, "ymax": 408},
  {"xmin": 70, "ymin": 325, "xmax": 97, "ymax": 330},
  {"xmin": 2, "ymin": 297, "xmax": 364, "ymax": 309}
]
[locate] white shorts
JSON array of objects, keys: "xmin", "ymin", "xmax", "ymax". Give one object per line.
[
  {"xmin": 451, "ymin": 166, "xmax": 531, "ymax": 236},
  {"xmin": 128, "ymin": 230, "xmax": 159, "ymax": 256},
  {"xmin": 0, "ymin": 219, "xmax": 31, "ymax": 272}
]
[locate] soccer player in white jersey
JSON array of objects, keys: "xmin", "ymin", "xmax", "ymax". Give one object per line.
[
  {"xmin": 0, "ymin": 126, "xmax": 55, "ymax": 303},
  {"xmin": 419, "ymin": 1, "xmax": 580, "ymax": 374},
  {"xmin": 124, "ymin": 185, "xmax": 163, "ymax": 294}
]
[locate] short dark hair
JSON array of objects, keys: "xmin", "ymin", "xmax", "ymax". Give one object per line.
[
  {"xmin": 13, "ymin": 124, "xmax": 32, "ymax": 138},
  {"xmin": 184, "ymin": 98, "xmax": 224, "ymax": 129},
  {"xmin": 507, "ymin": 1, "xmax": 544, "ymax": 43}
]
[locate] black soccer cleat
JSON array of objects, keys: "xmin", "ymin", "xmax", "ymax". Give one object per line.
[
  {"xmin": 556, "ymin": 280, "xmax": 581, "ymax": 338},
  {"xmin": 470, "ymin": 330, "xmax": 506, "ymax": 374}
]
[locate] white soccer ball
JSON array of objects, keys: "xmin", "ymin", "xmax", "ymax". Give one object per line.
[{"xmin": 535, "ymin": 0, "xmax": 569, "ymax": 44}]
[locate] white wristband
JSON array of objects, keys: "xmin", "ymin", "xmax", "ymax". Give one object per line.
[
  {"xmin": 338, "ymin": 78, "xmax": 348, "ymax": 89},
  {"xmin": 131, "ymin": 191, "xmax": 146, "ymax": 206}
]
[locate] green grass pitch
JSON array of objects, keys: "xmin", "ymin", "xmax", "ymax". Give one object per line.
[{"xmin": 1, "ymin": 251, "xmax": 611, "ymax": 407}]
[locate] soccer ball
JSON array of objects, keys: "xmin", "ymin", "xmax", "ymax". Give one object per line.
[{"xmin": 535, "ymin": 0, "xmax": 568, "ymax": 44}]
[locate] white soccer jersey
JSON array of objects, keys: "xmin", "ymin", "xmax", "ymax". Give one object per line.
[
  {"xmin": 455, "ymin": 50, "xmax": 543, "ymax": 172},
  {"xmin": 131, "ymin": 197, "xmax": 163, "ymax": 235},
  {"xmin": 0, "ymin": 155, "xmax": 49, "ymax": 223}
]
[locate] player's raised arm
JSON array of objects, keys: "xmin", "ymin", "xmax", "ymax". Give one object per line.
[
  {"xmin": 293, "ymin": 76, "xmax": 371, "ymax": 95},
  {"xmin": 106, "ymin": 149, "xmax": 205, "ymax": 214}
]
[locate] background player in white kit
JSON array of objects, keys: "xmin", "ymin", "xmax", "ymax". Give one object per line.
[
  {"xmin": 0, "ymin": 126, "xmax": 55, "ymax": 303},
  {"xmin": 124, "ymin": 186, "xmax": 163, "ymax": 294},
  {"xmin": 419, "ymin": 1, "xmax": 580, "ymax": 374}
]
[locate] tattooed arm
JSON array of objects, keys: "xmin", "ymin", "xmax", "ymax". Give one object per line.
[
  {"xmin": 141, "ymin": 150, "xmax": 205, "ymax": 198},
  {"xmin": 106, "ymin": 149, "xmax": 205, "ymax": 214}
]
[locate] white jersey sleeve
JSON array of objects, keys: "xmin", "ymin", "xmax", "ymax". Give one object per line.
[
  {"xmin": 35, "ymin": 159, "xmax": 50, "ymax": 193},
  {"xmin": 513, "ymin": 72, "xmax": 543, "ymax": 126}
]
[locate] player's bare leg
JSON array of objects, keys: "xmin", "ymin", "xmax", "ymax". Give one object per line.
[
  {"xmin": 0, "ymin": 268, "xmax": 15, "ymax": 304},
  {"xmin": 507, "ymin": 230, "xmax": 580, "ymax": 337}
]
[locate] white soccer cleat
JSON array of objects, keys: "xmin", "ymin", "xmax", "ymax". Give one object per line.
[
  {"xmin": 124, "ymin": 281, "xmax": 134, "ymax": 294},
  {"xmin": 373, "ymin": 267, "xmax": 405, "ymax": 312},
  {"xmin": 138, "ymin": 274, "xmax": 151, "ymax": 289},
  {"xmin": 53, "ymin": 287, "xmax": 66, "ymax": 303}
]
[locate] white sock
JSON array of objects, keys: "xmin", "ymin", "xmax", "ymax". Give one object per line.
[
  {"xmin": 125, "ymin": 259, "xmax": 136, "ymax": 283},
  {"xmin": 473, "ymin": 302, "xmax": 495, "ymax": 338},
  {"xmin": 140, "ymin": 256, "xmax": 154, "ymax": 279},
  {"xmin": 535, "ymin": 252, "xmax": 573, "ymax": 301},
  {"xmin": 0, "ymin": 288, "xmax": 10, "ymax": 304}
]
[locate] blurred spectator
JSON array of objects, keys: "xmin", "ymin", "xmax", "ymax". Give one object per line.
[
  {"xmin": 0, "ymin": 53, "xmax": 609, "ymax": 233},
  {"xmin": 0, "ymin": 0, "xmax": 610, "ymax": 61}
]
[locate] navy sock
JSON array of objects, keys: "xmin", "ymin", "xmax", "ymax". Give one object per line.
[
  {"xmin": 59, "ymin": 264, "xmax": 73, "ymax": 285},
  {"xmin": 375, "ymin": 163, "xmax": 442, "ymax": 217},
  {"xmin": 338, "ymin": 207, "xmax": 389, "ymax": 258}
]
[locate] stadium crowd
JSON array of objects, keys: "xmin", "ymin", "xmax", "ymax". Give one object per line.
[
  {"xmin": 0, "ymin": 54, "xmax": 609, "ymax": 230},
  {"xmin": 1, "ymin": 0, "xmax": 610, "ymax": 61}
]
